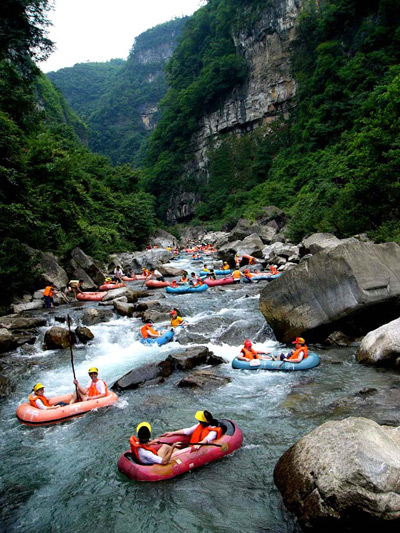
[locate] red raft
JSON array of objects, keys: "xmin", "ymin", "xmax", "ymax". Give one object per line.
[
  {"xmin": 204, "ymin": 277, "xmax": 235, "ymax": 287},
  {"xmin": 16, "ymin": 391, "xmax": 118, "ymax": 426},
  {"xmin": 146, "ymin": 280, "xmax": 171, "ymax": 289},
  {"xmin": 117, "ymin": 419, "xmax": 243, "ymax": 482},
  {"xmin": 76, "ymin": 292, "xmax": 105, "ymax": 302},
  {"xmin": 99, "ymin": 282, "xmax": 126, "ymax": 291}
]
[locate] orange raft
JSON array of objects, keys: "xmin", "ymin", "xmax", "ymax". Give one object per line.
[
  {"xmin": 16, "ymin": 391, "xmax": 118, "ymax": 426},
  {"xmin": 76, "ymin": 292, "xmax": 105, "ymax": 301},
  {"xmin": 99, "ymin": 283, "xmax": 126, "ymax": 291}
]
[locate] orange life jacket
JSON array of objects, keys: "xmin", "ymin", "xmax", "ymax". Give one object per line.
[
  {"xmin": 233, "ymin": 270, "xmax": 241, "ymax": 279},
  {"xmin": 270, "ymin": 266, "xmax": 278, "ymax": 275},
  {"xmin": 171, "ymin": 280, "xmax": 178, "ymax": 287},
  {"xmin": 288, "ymin": 345, "xmax": 308, "ymax": 361},
  {"xmin": 129, "ymin": 435, "xmax": 159, "ymax": 463},
  {"xmin": 140, "ymin": 325, "xmax": 159, "ymax": 339},
  {"xmin": 241, "ymin": 347, "xmax": 260, "ymax": 360},
  {"xmin": 87, "ymin": 379, "xmax": 107, "ymax": 397},
  {"xmin": 43, "ymin": 286, "xmax": 54, "ymax": 297},
  {"xmin": 29, "ymin": 393, "xmax": 51, "ymax": 408},
  {"xmin": 180, "ymin": 276, "xmax": 188, "ymax": 282},
  {"xmin": 190, "ymin": 423, "xmax": 223, "ymax": 445}
]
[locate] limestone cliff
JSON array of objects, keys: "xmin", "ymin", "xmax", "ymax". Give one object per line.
[{"xmin": 167, "ymin": 0, "xmax": 302, "ymax": 223}]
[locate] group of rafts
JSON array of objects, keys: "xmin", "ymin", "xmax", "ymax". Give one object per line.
[{"xmin": 15, "ymin": 248, "xmax": 320, "ymax": 482}]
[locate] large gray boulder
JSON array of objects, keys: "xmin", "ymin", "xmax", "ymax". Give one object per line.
[
  {"xmin": 259, "ymin": 241, "xmax": 400, "ymax": 342},
  {"xmin": 236, "ymin": 233, "xmax": 265, "ymax": 258},
  {"xmin": 166, "ymin": 346, "xmax": 226, "ymax": 371},
  {"xmin": 356, "ymin": 317, "xmax": 400, "ymax": 368},
  {"xmin": 228, "ymin": 218, "xmax": 257, "ymax": 242},
  {"xmin": 112, "ymin": 360, "xmax": 173, "ymax": 390},
  {"xmin": 69, "ymin": 247, "xmax": 105, "ymax": 286},
  {"xmin": 110, "ymin": 249, "xmax": 173, "ymax": 272},
  {"xmin": 301, "ymin": 233, "xmax": 344, "ymax": 255},
  {"xmin": 0, "ymin": 328, "xmax": 19, "ymax": 354},
  {"xmin": 0, "ymin": 315, "xmax": 46, "ymax": 330},
  {"xmin": 150, "ymin": 229, "xmax": 176, "ymax": 248},
  {"xmin": 274, "ymin": 417, "xmax": 400, "ymax": 531},
  {"xmin": 113, "ymin": 300, "xmax": 136, "ymax": 317},
  {"xmin": 157, "ymin": 266, "xmax": 184, "ymax": 277},
  {"xmin": 82, "ymin": 308, "xmax": 114, "ymax": 326},
  {"xmin": 178, "ymin": 370, "xmax": 231, "ymax": 389},
  {"xmin": 101, "ymin": 287, "xmax": 137, "ymax": 302},
  {"xmin": 10, "ymin": 300, "xmax": 44, "ymax": 314},
  {"xmin": 44, "ymin": 326, "xmax": 76, "ymax": 349},
  {"xmin": 37, "ymin": 251, "xmax": 69, "ymax": 289}
]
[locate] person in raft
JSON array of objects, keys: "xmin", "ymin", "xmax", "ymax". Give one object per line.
[
  {"xmin": 149, "ymin": 268, "xmax": 165, "ymax": 282},
  {"xmin": 113, "ymin": 265, "xmax": 124, "ymax": 282},
  {"xmin": 170, "ymin": 309, "xmax": 186, "ymax": 328},
  {"xmin": 243, "ymin": 269, "xmax": 257, "ymax": 283},
  {"xmin": 269, "ymin": 265, "xmax": 278, "ymax": 275},
  {"xmin": 189, "ymin": 272, "xmax": 202, "ymax": 287},
  {"xmin": 270, "ymin": 337, "xmax": 309, "ymax": 362},
  {"xmin": 232, "ymin": 267, "xmax": 241, "ymax": 283},
  {"xmin": 140, "ymin": 323, "xmax": 162, "ymax": 339},
  {"xmin": 130, "ymin": 422, "xmax": 181, "ymax": 465},
  {"xmin": 69, "ymin": 367, "xmax": 107, "ymax": 404},
  {"xmin": 237, "ymin": 339, "xmax": 269, "ymax": 361},
  {"xmin": 203, "ymin": 264, "xmax": 210, "ymax": 273},
  {"xmin": 180, "ymin": 271, "xmax": 189, "ymax": 283},
  {"xmin": 222, "ymin": 261, "xmax": 230, "ymax": 271},
  {"xmin": 163, "ymin": 410, "xmax": 222, "ymax": 451},
  {"xmin": 29, "ymin": 383, "xmax": 63, "ymax": 410}
]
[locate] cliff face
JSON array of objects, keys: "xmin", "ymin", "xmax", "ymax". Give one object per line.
[{"xmin": 167, "ymin": 0, "xmax": 302, "ymax": 223}]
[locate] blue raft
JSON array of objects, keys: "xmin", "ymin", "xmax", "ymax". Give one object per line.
[
  {"xmin": 199, "ymin": 269, "xmax": 231, "ymax": 276},
  {"xmin": 166, "ymin": 284, "xmax": 208, "ymax": 294},
  {"xmin": 232, "ymin": 352, "xmax": 320, "ymax": 371},
  {"xmin": 140, "ymin": 329, "xmax": 174, "ymax": 346}
]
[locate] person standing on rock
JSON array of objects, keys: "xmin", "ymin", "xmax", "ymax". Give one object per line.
[
  {"xmin": 235, "ymin": 254, "xmax": 241, "ymax": 268},
  {"xmin": 67, "ymin": 279, "xmax": 84, "ymax": 299},
  {"xmin": 43, "ymin": 283, "xmax": 57, "ymax": 308},
  {"xmin": 69, "ymin": 367, "xmax": 107, "ymax": 404},
  {"xmin": 233, "ymin": 267, "xmax": 242, "ymax": 284}
]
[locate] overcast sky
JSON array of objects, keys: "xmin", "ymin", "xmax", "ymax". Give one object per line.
[{"xmin": 41, "ymin": 0, "xmax": 203, "ymax": 73}]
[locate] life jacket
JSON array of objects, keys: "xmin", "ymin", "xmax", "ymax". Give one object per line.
[
  {"xmin": 170, "ymin": 280, "xmax": 178, "ymax": 287},
  {"xmin": 29, "ymin": 393, "xmax": 51, "ymax": 408},
  {"xmin": 288, "ymin": 345, "xmax": 308, "ymax": 361},
  {"xmin": 270, "ymin": 266, "xmax": 278, "ymax": 275},
  {"xmin": 69, "ymin": 280, "xmax": 80, "ymax": 288},
  {"xmin": 233, "ymin": 270, "xmax": 241, "ymax": 279},
  {"xmin": 87, "ymin": 379, "xmax": 107, "ymax": 397},
  {"xmin": 180, "ymin": 276, "xmax": 188, "ymax": 282},
  {"xmin": 140, "ymin": 325, "xmax": 159, "ymax": 338},
  {"xmin": 171, "ymin": 316, "xmax": 183, "ymax": 327},
  {"xmin": 241, "ymin": 347, "xmax": 260, "ymax": 360},
  {"xmin": 43, "ymin": 286, "xmax": 54, "ymax": 297},
  {"xmin": 223, "ymin": 265, "xmax": 230, "ymax": 270},
  {"xmin": 190, "ymin": 423, "xmax": 223, "ymax": 445},
  {"xmin": 129, "ymin": 435, "xmax": 159, "ymax": 463},
  {"xmin": 203, "ymin": 268, "xmax": 209, "ymax": 272}
]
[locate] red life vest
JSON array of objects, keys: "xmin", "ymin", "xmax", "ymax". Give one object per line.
[
  {"xmin": 29, "ymin": 393, "xmax": 51, "ymax": 408},
  {"xmin": 269, "ymin": 266, "xmax": 278, "ymax": 275},
  {"xmin": 241, "ymin": 347, "xmax": 260, "ymax": 360},
  {"xmin": 87, "ymin": 379, "xmax": 107, "ymax": 397},
  {"xmin": 190, "ymin": 423, "xmax": 223, "ymax": 445},
  {"xmin": 129, "ymin": 435, "xmax": 159, "ymax": 463},
  {"xmin": 288, "ymin": 345, "xmax": 308, "ymax": 361}
]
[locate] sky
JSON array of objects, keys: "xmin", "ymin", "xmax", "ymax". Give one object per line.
[{"xmin": 41, "ymin": 0, "xmax": 204, "ymax": 73}]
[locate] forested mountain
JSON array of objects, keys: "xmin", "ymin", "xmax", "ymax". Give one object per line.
[
  {"xmin": 47, "ymin": 18, "xmax": 189, "ymax": 165},
  {"xmin": 142, "ymin": 0, "xmax": 400, "ymax": 244},
  {"xmin": 0, "ymin": 1, "xmax": 155, "ymax": 303}
]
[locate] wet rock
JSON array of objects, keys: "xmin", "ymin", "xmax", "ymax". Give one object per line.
[
  {"xmin": 158, "ymin": 266, "xmax": 184, "ymax": 277},
  {"xmin": 140, "ymin": 307, "xmax": 171, "ymax": 323},
  {"xmin": 177, "ymin": 370, "xmax": 231, "ymax": 389},
  {"xmin": 167, "ymin": 346, "xmax": 226, "ymax": 370},
  {"xmin": 132, "ymin": 300, "xmax": 161, "ymax": 313},
  {"xmin": 0, "ymin": 375, "xmax": 14, "ymax": 398},
  {"xmin": 82, "ymin": 308, "xmax": 114, "ymax": 326},
  {"xmin": 44, "ymin": 326, "xmax": 76, "ymax": 350},
  {"xmin": 260, "ymin": 241, "xmax": 400, "ymax": 343},
  {"xmin": 0, "ymin": 328, "xmax": 18, "ymax": 354},
  {"xmin": 54, "ymin": 316, "xmax": 66, "ymax": 323},
  {"xmin": 113, "ymin": 300, "xmax": 136, "ymax": 317},
  {"xmin": 228, "ymin": 218, "xmax": 257, "ymax": 241},
  {"xmin": 325, "ymin": 331, "xmax": 357, "ymax": 346},
  {"xmin": 11, "ymin": 300, "xmax": 44, "ymax": 314},
  {"xmin": 101, "ymin": 287, "xmax": 137, "ymax": 302},
  {"xmin": 0, "ymin": 315, "xmax": 46, "ymax": 330},
  {"xmin": 37, "ymin": 251, "xmax": 69, "ymax": 288},
  {"xmin": 19, "ymin": 343, "xmax": 37, "ymax": 354},
  {"xmin": 274, "ymin": 417, "xmax": 400, "ymax": 531},
  {"xmin": 75, "ymin": 326, "xmax": 94, "ymax": 344},
  {"xmin": 356, "ymin": 317, "xmax": 400, "ymax": 368},
  {"xmin": 236, "ymin": 233, "xmax": 265, "ymax": 258},
  {"xmin": 112, "ymin": 360, "xmax": 173, "ymax": 391},
  {"xmin": 69, "ymin": 247, "xmax": 105, "ymax": 286},
  {"xmin": 301, "ymin": 232, "xmax": 343, "ymax": 255}
]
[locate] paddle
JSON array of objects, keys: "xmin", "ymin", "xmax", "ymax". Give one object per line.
[{"xmin": 67, "ymin": 315, "xmax": 79, "ymax": 403}]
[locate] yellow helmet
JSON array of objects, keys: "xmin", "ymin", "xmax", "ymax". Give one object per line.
[
  {"xmin": 88, "ymin": 367, "xmax": 98, "ymax": 374},
  {"xmin": 33, "ymin": 382, "xmax": 44, "ymax": 392},
  {"xmin": 194, "ymin": 410, "xmax": 208, "ymax": 423},
  {"xmin": 136, "ymin": 421, "xmax": 151, "ymax": 434}
]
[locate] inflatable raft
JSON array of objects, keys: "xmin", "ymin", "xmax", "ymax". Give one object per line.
[
  {"xmin": 16, "ymin": 391, "xmax": 118, "ymax": 426},
  {"xmin": 122, "ymin": 275, "xmax": 147, "ymax": 281},
  {"xmin": 99, "ymin": 282, "xmax": 125, "ymax": 291},
  {"xmin": 232, "ymin": 352, "xmax": 320, "ymax": 371},
  {"xmin": 204, "ymin": 277, "xmax": 235, "ymax": 287},
  {"xmin": 166, "ymin": 284, "xmax": 208, "ymax": 294},
  {"xmin": 117, "ymin": 419, "xmax": 243, "ymax": 482},
  {"xmin": 140, "ymin": 329, "xmax": 174, "ymax": 346},
  {"xmin": 146, "ymin": 280, "xmax": 171, "ymax": 289},
  {"xmin": 199, "ymin": 269, "xmax": 231, "ymax": 276},
  {"xmin": 76, "ymin": 292, "xmax": 105, "ymax": 301}
]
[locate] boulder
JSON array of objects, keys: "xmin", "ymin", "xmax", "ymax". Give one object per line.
[
  {"xmin": 69, "ymin": 247, "xmax": 105, "ymax": 286},
  {"xmin": 140, "ymin": 310, "xmax": 169, "ymax": 324},
  {"xmin": 37, "ymin": 251, "xmax": 69, "ymax": 288},
  {"xmin": 82, "ymin": 308, "xmax": 114, "ymax": 326},
  {"xmin": 0, "ymin": 315, "xmax": 46, "ymax": 330},
  {"xmin": 236, "ymin": 233, "xmax": 265, "ymax": 258},
  {"xmin": 255, "ymin": 206, "xmax": 287, "ymax": 229},
  {"xmin": 110, "ymin": 249, "xmax": 173, "ymax": 272},
  {"xmin": 112, "ymin": 360, "xmax": 173, "ymax": 391},
  {"xmin": 113, "ymin": 300, "xmax": 136, "ymax": 317},
  {"xmin": 101, "ymin": 287, "xmax": 137, "ymax": 302},
  {"xmin": 356, "ymin": 317, "xmax": 400, "ymax": 368},
  {"xmin": 301, "ymin": 233, "xmax": 343, "ymax": 255},
  {"xmin": 157, "ymin": 266, "xmax": 184, "ymax": 277},
  {"xmin": 274, "ymin": 417, "xmax": 400, "ymax": 531},
  {"xmin": 0, "ymin": 328, "xmax": 18, "ymax": 354},
  {"xmin": 228, "ymin": 218, "xmax": 257, "ymax": 242},
  {"xmin": 10, "ymin": 300, "xmax": 44, "ymax": 314},
  {"xmin": 166, "ymin": 346, "xmax": 226, "ymax": 371},
  {"xmin": 75, "ymin": 326, "xmax": 94, "ymax": 344},
  {"xmin": 259, "ymin": 241, "xmax": 400, "ymax": 343},
  {"xmin": 258, "ymin": 225, "xmax": 278, "ymax": 244},
  {"xmin": 44, "ymin": 326, "xmax": 75, "ymax": 350},
  {"xmin": 0, "ymin": 375, "xmax": 14, "ymax": 398},
  {"xmin": 177, "ymin": 370, "xmax": 231, "ymax": 389},
  {"xmin": 150, "ymin": 229, "xmax": 177, "ymax": 248}
]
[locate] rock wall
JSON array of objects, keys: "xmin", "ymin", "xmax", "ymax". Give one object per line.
[{"xmin": 168, "ymin": 0, "xmax": 302, "ymax": 223}]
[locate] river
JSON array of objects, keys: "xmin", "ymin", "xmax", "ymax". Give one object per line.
[{"xmin": 1, "ymin": 254, "xmax": 399, "ymax": 533}]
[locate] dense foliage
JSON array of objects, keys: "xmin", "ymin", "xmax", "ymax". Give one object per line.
[
  {"xmin": 47, "ymin": 19, "xmax": 188, "ymax": 166},
  {"xmin": 0, "ymin": 0, "xmax": 155, "ymax": 303}
]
